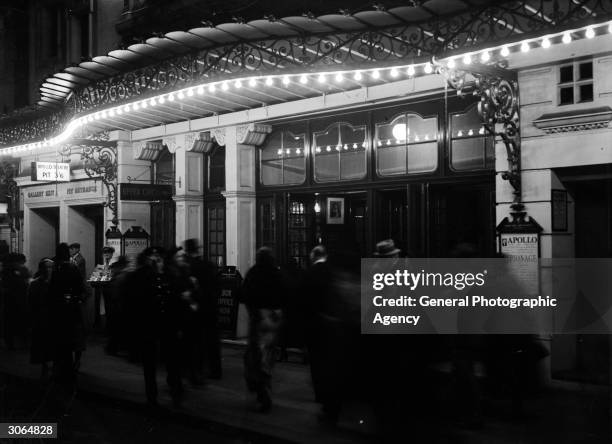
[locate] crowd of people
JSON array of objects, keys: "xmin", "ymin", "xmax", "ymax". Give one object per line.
[{"xmin": 0, "ymin": 237, "xmax": 548, "ymax": 438}]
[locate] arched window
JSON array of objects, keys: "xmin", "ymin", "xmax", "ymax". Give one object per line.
[
  {"xmin": 207, "ymin": 145, "xmax": 225, "ymax": 192},
  {"xmin": 450, "ymin": 105, "xmax": 495, "ymax": 171},
  {"xmin": 260, "ymin": 129, "xmax": 306, "ymax": 185},
  {"xmin": 313, "ymin": 122, "xmax": 367, "ymax": 182},
  {"xmin": 375, "ymin": 113, "xmax": 438, "ymax": 176}
]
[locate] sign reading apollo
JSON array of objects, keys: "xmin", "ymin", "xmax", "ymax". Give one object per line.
[{"xmin": 31, "ymin": 162, "xmax": 70, "ymax": 182}]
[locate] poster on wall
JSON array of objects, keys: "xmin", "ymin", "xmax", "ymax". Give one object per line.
[
  {"xmin": 31, "ymin": 162, "xmax": 70, "ymax": 182},
  {"xmin": 122, "ymin": 226, "xmax": 150, "ymax": 261},
  {"xmin": 105, "ymin": 227, "xmax": 123, "ymax": 261},
  {"xmin": 326, "ymin": 197, "xmax": 345, "ymax": 224}
]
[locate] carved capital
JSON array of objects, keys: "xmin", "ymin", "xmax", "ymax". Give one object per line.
[
  {"xmin": 236, "ymin": 123, "xmax": 272, "ymax": 146},
  {"xmin": 162, "ymin": 136, "xmax": 177, "ymax": 153},
  {"xmin": 187, "ymin": 131, "xmax": 215, "ymax": 153},
  {"xmin": 133, "ymin": 140, "xmax": 164, "ymax": 161},
  {"xmin": 211, "ymin": 128, "xmax": 226, "ymax": 146}
]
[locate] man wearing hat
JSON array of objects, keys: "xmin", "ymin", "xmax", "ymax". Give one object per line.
[{"xmin": 373, "ymin": 239, "xmax": 402, "ymax": 258}]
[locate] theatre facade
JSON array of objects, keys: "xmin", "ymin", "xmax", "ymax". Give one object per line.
[{"xmin": 0, "ymin": 1, "xmax": 611, "ymax": 382}]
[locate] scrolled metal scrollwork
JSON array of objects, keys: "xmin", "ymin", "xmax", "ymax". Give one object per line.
[{"xmin": 0, "ymin": 161, "xmax": 20, "ymax": 231}]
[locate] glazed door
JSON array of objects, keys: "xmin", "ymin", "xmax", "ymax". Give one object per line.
[{"xmin": 150, "ymin": 200, "xmax": 176, "ymax": 250}]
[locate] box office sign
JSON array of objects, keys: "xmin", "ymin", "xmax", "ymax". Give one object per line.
[
  {"xmin": 31, "ymin": 162, "xmax": 70, "ymax": 182},
  {"xmin": 119, "ymin": 183, "xmax": 173, "ymax": 201},
  {"xmin": 122, "ymin": 226, "xmax": 150, "ymax": 261}
]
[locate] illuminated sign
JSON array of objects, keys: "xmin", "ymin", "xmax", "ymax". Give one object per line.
[{"xmin": 31, "ymin": 162, "xmax": 70, "ymax": 182}]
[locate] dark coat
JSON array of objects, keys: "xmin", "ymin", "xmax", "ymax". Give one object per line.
[
  {"xmin": 71, "ymin": 252, "xmax": 86, "ymax": 280},
  {"xmin": 49, "ymin": 260, "xmax": 86, "ymax": 352},
  {"xmin": 29, "ymin": 277, "xmax": 54, "ymax": 364},
  {"xmin": 242, "ymin": 263, "xmax": 284, "ymax": 311}
]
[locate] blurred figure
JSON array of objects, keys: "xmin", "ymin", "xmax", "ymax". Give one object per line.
[
  {"xmin": 29, "ymin": 258, "xmax": 55, "ymax": 379},
  {"xmin": 242, "ymin": 247, "xmax": 284, "ymax": 412},
  {"xmin": 69, "ymin": 242, "xmax": 86, "ymax": 280},
  {"xmin": 184, "ymin": 238, "xmax": 222, "ymax": 382},
  {"xmin": 278, "ymin": 258, "xmax": 304, "ymax": 362},
  {"xmin": 127, "ymin": 246, "xmax": 183, "ymax": 408},
  {"xmin": 105, "ymin": 255, "xmax": 129, "ymax": 355},
  {"xmin": 50, "ymin": 243, "xmax": 86, "ymax": 381},
  {"xmin": 2, "ymin": 252, "xmax": 31, "ymax": 350}
]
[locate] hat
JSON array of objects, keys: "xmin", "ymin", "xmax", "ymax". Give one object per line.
[
  {"xmin": 373, "ymin": 239, "xmax": 401, "ymax": 257},
  {"xmin": 102, "ymin": 246, "xmax": 115, "ymax": 254}
]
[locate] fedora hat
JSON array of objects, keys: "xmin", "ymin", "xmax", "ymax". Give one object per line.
[{"xmin": 374, "ymin": 239, "xmax": 401, "ymax": 257}]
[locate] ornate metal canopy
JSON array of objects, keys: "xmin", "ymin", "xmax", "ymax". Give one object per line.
[{"xmin": 1, "ymin": 0, "xmax": 612, "ymax": 147}]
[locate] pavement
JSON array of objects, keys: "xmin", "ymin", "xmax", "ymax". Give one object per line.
[{"xmin": 0, "ymin": 339, "xmax": 611, "ymax": 444}]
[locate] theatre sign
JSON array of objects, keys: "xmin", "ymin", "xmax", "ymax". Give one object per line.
[{"xmin": 30, "ymin": 162, "xmax": 70, "ymax": 182}]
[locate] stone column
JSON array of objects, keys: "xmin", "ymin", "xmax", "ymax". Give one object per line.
[{"xmin": 165, "ymin": 133, "xmax": 205, "ymax": 248}]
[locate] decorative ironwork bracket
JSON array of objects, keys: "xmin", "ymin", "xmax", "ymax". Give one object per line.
[
  {"xmin": 0, "ymin": 161, "xmax": 19, "ymax": 231},
  {"xmin": 62, "ymin": 137, "xmax": 119, "ymax": 226},
  {"xmin": 436, "ymin": 59, "xmax": 524, "ymax": 215}
]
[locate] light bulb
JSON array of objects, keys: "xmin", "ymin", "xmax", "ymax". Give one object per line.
[
  {"xmin": 335, "ymin": 72, "xmax": 343, "ymax": 82},
  {"xmin": 586, "ymin": 27, "xmax": 595, "ymax": 39},
  {"xmin": 249, "ymin": 78, "xmax": 256, "ymax": 87},
  {"xmin": 150, "ymin": 98, "xmax": 157, "ymax": 106},
  {"xmin": 141, "ymin": 101, "xmax": 148, "ymax": 109},
  {"xmin": 116, "ymin": 108, "xmax": 123, "ymax": 115},
  {"xmin": 326, "ymin": 146, "xmax": 331, "ymax": 152},
  {"xmin": 447, "ymin": 58, "xmax": 456, "ymax": 68},
  {"xmin": 209, "ymin": 83, "xmax": 216, "ymax": 93},
  {"xmin": 354, "ymin": 71, "xmax": 362, "ymax": 81},
  {"xmin": 168, "ymin": 94, "xmax": 174, "ymax": 101},
  {"xmin": 299, "ymin": 74, "xmax": 308, "ymax": 84},
  {"xmin": 318, "ymin": 73, "xmax": 326, "ymax": 83},
  {"xmin": 407, "ymin": 65, "xmax": 415, "ymax": 76},
  {"xmin": 462, "ymin": 54, "xmax": 472, "ymax": 64},
  {"xmin": 109, "ymin": 109, "xmax": 116, "ymax": 116},
  {"xmin": 562, "ymin": 32, "xmax": 571, "ymax": 44},
  {"xmin": 234, "ymin": 80, "xmax": 242, "ymax": 88},
  {"xmin": 177, "ymin": 91, "xmax": 185, "ymax": 99},
  {"xmin": 159, "ymin": 96, "xmax": 165, "ymax": 104},
  {"xmin": 390, "ymin": 67, "xmax": 399, "ymax": 77},
  {"xmin": 479, "ymin": 127, "xmax": 485, "ymax": 135},
  {"xmin": 500, "ymin": 46, "xmax": 510, "ymax": 57},
  {"xmin": 221, "ymin": 82, "xmax": 229, "ymax": 91},
  {"xmin": 101, "ymin": 110, "xmax": 107, "ymax": 118},
  {"xmin": 424, "ymin": 62, "xmax": 433, "ymax": 74},
  {"xmin": 282, "ymin": 76, "xmax": 290, "ymax": 85},
  {"xmin": 133, "ymin": 102, "xmax": 139, "ymax": 110},
  {"xmin": 541, "ymin": 37, "xmax": 551, "ymax": 48},
  {"xmin": 296, "ymin": 148, "xmax": 301, "ymax": 154},
  {"xmin": 277, "ymin": 149, "xmax": 283, "ymax": 155},
  {"xmin": 197, "ymin": 85, "xmax": 204, "ymax": 94},
  {"xmin": 372, "ymin": 69, "xmax": 380, "ymax": 79},
  {"xmin": 468, "ymin": 129, "xmax": 474, "ymax": 136},
  {"xmin": 266, "ymin": 77, "xmax": 274, "ymax": 86},
  {"xmin": 521, "ymin": 41, "xmax": 530, "ymax": 52},
  {"xmin": 316, "ymin": 147, "xmax": 321, "ymax": 153},
  {"xmin": 480, "ymin": 51, "xmax": 490, "ymax": 62},
  {"xmin": 457, "ymin": 130, "xmax": 463, "ymax": 137}
]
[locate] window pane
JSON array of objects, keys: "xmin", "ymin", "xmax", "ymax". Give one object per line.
[
  {"xmin": 579, "ymin": 83, "xmax": 593, "ymax": 102},
  {"xmin": 407, "ymin": 142, "xmax": 437, "ymax": 173},
  {"xmin": 560, "ymin": 65, "xmax": 573, "ymax": 83},
  {"xmin": 451, "ymin": 107, "xmax": 482, "ymax": 138},
  {"xmin": 559, "ymin": 86, "xmax": 574, "ymax": 105},
  {"xmin": 262, "ymin": 160, "xmax": 283, "ymax": 185},
  {"xmin": 579, "ymin": 62, "xmax": 593, "ymax": 80},
  {"xmin": 451, "ymin": 138, "xmax": 487, "ymax": 170},
  {"xmin": 341, "ymin": 149, "xmax": 366, "ymax": 180},
  {"xmin": 315, "ymin": 151, "xmax": 339, "ymax": 181},
  {"xmin": 378, "ymin": 144, "xmax": 406, "ymax": 176},
  {"xmin": 314, "ymin": 122, "xmax": 366, "ymax": 182},
  {"xmin": 208, "ymin": 146, "xmax": 225, "ymax": 190}
]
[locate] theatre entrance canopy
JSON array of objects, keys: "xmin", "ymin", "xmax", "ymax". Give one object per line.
[{"xmin": 1, "ymin": 0, "xmax": 612, "ymax": 215}]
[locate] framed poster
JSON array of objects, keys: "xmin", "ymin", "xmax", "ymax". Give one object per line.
[
  {"xmin": 551, "ymin": 189, "xmax": 568, "ymax": 232},
  {"xmin": 326, "ymin": 197, "xmax": 344, "ymax": 224}
]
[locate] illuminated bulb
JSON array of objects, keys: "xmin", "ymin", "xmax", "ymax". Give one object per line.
[
  {"xmin": 609, "ymin": 22, "xmax": 612, "ymax": 33},
  {"xmin": 479, "ymin": 127, "xmax": 485, "ymax": 135},
  {"xmin": 480, "ymin": 51, "xmax": 490, "ymax": 62},
  {"xmin": 94, "ymin": 113, "xmax": 100, "ymax": 120},
  {"xmin": 326, "ymin": 146, "xmax": 331, "ymax": 152},
  {"xmin": 234, "ymin": 80, "xmax": 242, "ymax": 88},
  {"xmin": 133, "ymin": 102, "xmax": 139, "ymax": 110},
  {"xmin": 299, "ymin": 74, "xmax": 308, "ymax": 84},
  {"xmin": 361, "ymin": 142, "xmax": 366, "ymax": 148},
  {"xmin": 377, "ymin": 140, "xmax": 382, "ymax": 147},
  {"xmin": 221, "ymin": 82, "xmax": 229, "ymax": 91},
  {"xmin": 286, "ymin": 149, "xmax": 290, "ymax": 154},
  {"xmin": 353, "ymin": 143, "xmax": 357, "ymax": 149},
  {"xmin": 277, "ymin": 149, "xmax": 283, "ymax": 155},
  {"xmin": 208, "ymin": 84, "xmax": 216, "ymax": 93},
  {"xmin": 249, "ymin": 78, "xmax": 257, "ymax": 87},
  {"xmin": 462, "ymin": 54, "xmax": 472, "ymax": 64},
  {"xmin": 386, "ymin": 139, "xmax": 391, "ymax": 146},
  {"xmin": 124, "ymin": 104, "xmax": 131, "ymax": 112},
  {"xmin": 141, "ymin": 101, "xmax": 148, "ymax": 109},
  {"xmin": 424, "ymin": 134, "xmax": 429, "ymax": 140},
  {"xmin": 296, "ymin": 148, "xmax": 301, "ymax": 154},
  {"xmin": 562, "ymin": 32, "xmax": 571, "ymax": 44},
  {"xmin": 177, "ymin": 91, "xmax": 185, "ymax": 99},
  {"xmin": 585, "ymin": 27, "xmax": 595, "ymax": 39},
  {"xmin": 390, "ymin": 67, "xmax": 399, "ymax": 77},
  {"xmin": 457, "ymin": 130, "xmax": 463, "ymax": 137},
  {"xmin": 116, "ymin": 108, "xmax": 123, "ymax": 115},
  {"xmin": 316, "ymin": 147, "xmax": 321, "ymax": 153},
  {"xmin": 407, "ymin": 65, "xmax": 415, "ymax": 76},
  {"xmin": 335, "ymin": 72, "xmax": 343, "ymax": 82},
  {"xmin": 520, "ymin": 41, "xmax": 530, "ymax": 52},
  {"xmin": 354, "ymin": 71, "xmax": 362, "ymax": 81},
  {"xmin": 101, "ymin": 111, "xmax": 107, "ymax": 118},
  {"xmin": 282, "ymin": 76, "xmax": 290, "ymax": 86},
  {"xmin": 159, "ymin": 96, "xmax": 166, "ymax": 104},
  {"xmin": 265, "ymin": 77, "xmax": 274, "ymax": 86},
  {"xmin": 415, "ymin": 135, "xmax": 420, "ymax": 142},
  {"xmin": 447, "ymin": 58, "xmax": 456, "ymax": 68},
  {"xmin": 424, "ymin": 62, "xmax": 433, "ymax": 74},
  {"xmin": 187, "ymin": 88, "xmax": 194, "ymax": 96},
  {"xmin": 318, "ymin": 73, "xmax": 326, "ymax": 83},
  {"xmin": 343, "ymin": 144, "xmax": 348, "ymax": 150},
  {"xmin": 372, "ymin": 69, "xmax": 380, "ymax": 79},
  {"xmin": 335, "ymin": 145, "xmax": 340, "ymax": 151},
  {"xmin": 150, "ymin": 98, "xmax": 157, "ymax": 106},
  {"xmin": 168, "ymin": 94, "xmax": 174, "ymax": 101},
  {"xmin": 500, "ymin": 46, "xmax": 510, "ymax": 57},
  {"xmin": 468, "ymin": 129, "xmax": 474, "ymax": 136},
  {"xmin": 541, "ymin": 37, "xmax": 551, "ymax": 49},
  {"xmin": 197, "ymin": 85, "xmax": 204, "ymax": 94}
]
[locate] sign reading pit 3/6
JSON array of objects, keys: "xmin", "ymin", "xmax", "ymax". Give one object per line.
[{"xmin": 31, "ymin": 161, "xmax": 70, "ymax": 182}]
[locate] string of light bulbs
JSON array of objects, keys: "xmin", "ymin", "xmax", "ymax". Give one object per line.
[{"xmin": 2, "ymin": 19, "xmax": 612, "ymax": 157}]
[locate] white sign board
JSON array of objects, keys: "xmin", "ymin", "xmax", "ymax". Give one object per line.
[
  {"xmin": 31, "ymin": 162, "xmax": 70, "ymax": 182},
  {"xmin": 500, "ymin": 233, "xmax": 539, "ymax": 295}
]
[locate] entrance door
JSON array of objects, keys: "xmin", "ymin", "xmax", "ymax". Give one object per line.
[
  {"xmin": 150, "ymin": 200, "xmax": 176, "ymax": 249},
  {"xmin": 428, "ymin": 183, "xmax": 495, "ymax": 257},
  {"xmin": 28, "ymin": 207, "xmax": 59, "ymax": 264}
]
